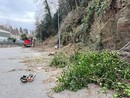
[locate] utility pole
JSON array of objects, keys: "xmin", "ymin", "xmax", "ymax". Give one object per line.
[
  {"xmin": 51, "ymin": 2, "xmax": 60, "ymax": 49},
  {"xmin": 58, "ymin": 8, "xmax": 60, "ymax": 48}
]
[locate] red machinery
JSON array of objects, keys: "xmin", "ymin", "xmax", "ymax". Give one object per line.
[{"xmin": 24, "ymin": 39, "xmax": 32, "ymax": 47}]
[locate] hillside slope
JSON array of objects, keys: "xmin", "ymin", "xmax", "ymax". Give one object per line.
[{"xmin": 59, "ymin": 0, "xmax": 130, "ymax": 50}]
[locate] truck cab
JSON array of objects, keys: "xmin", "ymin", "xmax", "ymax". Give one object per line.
[{"xmin": 24, "ymin": 38, "xmax": 32, "ymax": 47}]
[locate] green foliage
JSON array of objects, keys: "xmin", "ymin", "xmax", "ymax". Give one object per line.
[
  {"xmin": 54, "ymin": 51, "xmax": 130, "ymax": 97},
  {"xmin": 83, "ymin": 3, "xmax": 95, "ymax": 33},
  {"xmin": 8, "ymin": 37, "xmax": 16, "ymax": 44},
  {"xmin": 114, "ymin": 82, "xmax": 130, "ymax": 98},
  {"xmin": 20, "ymin": 33, "xmax": 27, "ymax": 40},
  {"xmin": 95, "ymin": 0, "xmax": 109, "ymax": 16},
  {"xmin": 82, "ymin": 0, "xmax": 109, "ymax": 42},
  {"xmin": 8, "ymin": 37, "xmax": 16, "ymax": 42},
  {"xmin": 50, "ymin": 53, "xmax": 69, "ymax": 68}
]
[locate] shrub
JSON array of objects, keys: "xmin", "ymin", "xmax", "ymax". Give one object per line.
[
  {"xmin": 95, "ymin": 0, "xmax": 109, "ymax": 16},
  {"xmin": 54, "ymin": 51, "xmax": 130, "ymax": 97},
  {"xmin": 20, "ymin": 33, "xmax": 27, "ymax": 40},
  {"xmin": 50, "ymin": 53, "xmax": 69, "ymax": 68}
]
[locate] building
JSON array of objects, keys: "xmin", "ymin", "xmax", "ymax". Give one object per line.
[{"xmin": 0, "ymin": 29, "xmax": 11, "ymax": 41}]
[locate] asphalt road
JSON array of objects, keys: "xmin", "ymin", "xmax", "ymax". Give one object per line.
[
  {"xmin": 0, "ymin": 47, "xmax": 51, "ymax": 98},
  {"xmin": 0, "ymin": 47, "xmax": 115, "ymax": 98}
]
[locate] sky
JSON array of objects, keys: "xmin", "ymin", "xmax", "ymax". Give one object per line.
[{"xmin": 0, "ymin": 0, "xmax": 58, "ymax": 30}]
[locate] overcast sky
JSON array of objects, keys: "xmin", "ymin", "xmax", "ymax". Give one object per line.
[{"xmin": 0, "ymin": 0, "xmax": 58, "ymax": 30}]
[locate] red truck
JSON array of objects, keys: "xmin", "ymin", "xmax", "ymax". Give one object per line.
[{"xmin": 24, "ymin": 39, "xmax": 32, "ymax": 47}]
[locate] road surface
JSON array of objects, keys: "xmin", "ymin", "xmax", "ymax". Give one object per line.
[
  {"xmin": 0, "ymin": 47, "xmax": 114, "ymax": 98},
  {"xmin": 0, "ymin": 47, "xmax": 51, "ymax": 98}
]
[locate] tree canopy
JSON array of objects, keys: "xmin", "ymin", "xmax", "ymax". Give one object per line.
[{"xmin": 35, "ymin": 0, "xmax": 89, "ymax": 41}]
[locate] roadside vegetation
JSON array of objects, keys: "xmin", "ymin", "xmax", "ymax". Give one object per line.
[
  {"xmin": 50, "ymin": 50, "xmax": 130, "ymax": 98},
  {"xmin": 50, "ymin": 53, "xmax": 69, "ymax": 68},
  {"xmin": 35, "ymin": 0, "xmax": 130, "ymax": 97}
]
